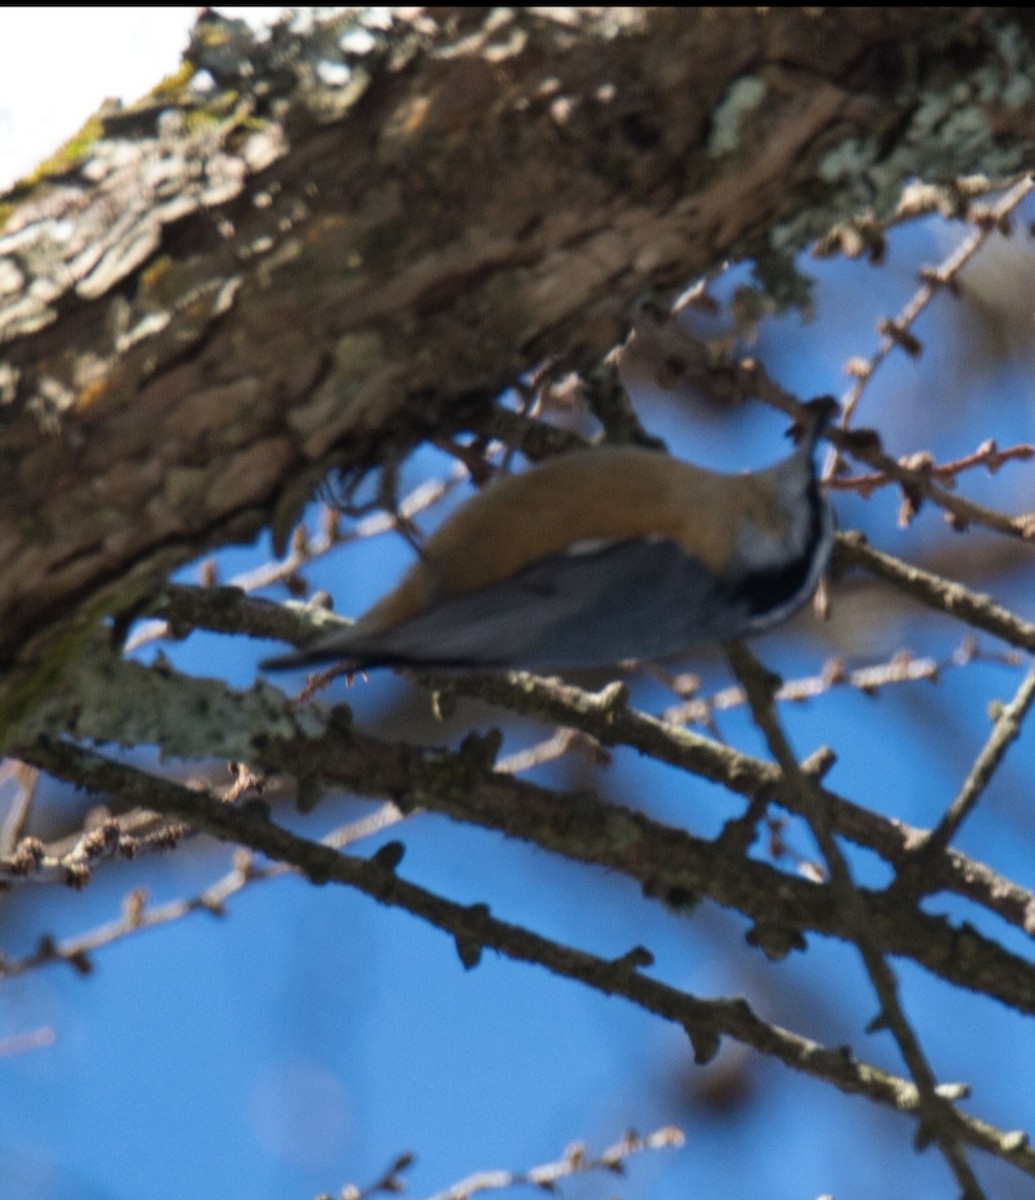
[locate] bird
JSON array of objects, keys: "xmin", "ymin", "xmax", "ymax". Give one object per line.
[{"xmin": 261, "ymin": 398, "xmax": 837, "ymax": 673}]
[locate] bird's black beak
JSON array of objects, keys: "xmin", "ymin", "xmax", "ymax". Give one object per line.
[{"xmin": 792, "ymin": 396, "xmax": 839, "ymax": 451}]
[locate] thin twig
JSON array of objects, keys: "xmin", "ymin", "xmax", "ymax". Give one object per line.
[
  {"xmin": 13, "ymin": 742, "xmax": 1035, "ymax": 1181},
  {"xmin": 0, "ymin": 803, "xmax": 406, "ymax": 980},
  {"xmin": 0, "ymin": 760, "xmax": 38, "ymax": 856},
  {"xmin": 0, "ymin": 1026, "xmax": 55, "ymax": 1058},
  {"xmin": 836, "ymin": 175, "xmax": 1035, "ymax": 439},
  {"xmin": 897, "ymin": 661, "xmax": 1035, "ymax": 892},
  {"xmin": 124, "ymin": 473, "xmax": 464, "ymax": 654},
  {"xmin": 828, "ymin": 440, "xmax": 1035, "ymax": 497},
  {"xmin": 136, "ymin": 579, "xmax": 1035, "ymax": 939},
  {"xmin": 0, "ymin": 810, "xmax": 190, "ymax": 889},
  {"xmin": 747, "ymin": 364, "xmax": 1035, "ymax": 541},
  {"xmin": 658, "ymin": 640, "xmax": 1019, "ymax": 729},
  {"xmin": 417, "ymin": 1127, "xmax": 685, "ymax": 1200},
  {"xmin": 19, "ymin": 730, "xmax": 1035, "ymax": 1032},
  {"xmin": 726, "ymin": 642, "xmax": 985, "ymax": 1200},
  {"xmin": 836, "ymin": 532, "xmax": 1035, "ymax": 652}
]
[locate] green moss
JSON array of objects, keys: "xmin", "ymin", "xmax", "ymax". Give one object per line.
[
  {"xmin": 148, "ymin": 60, "xmax": 196, "ymax": 100},
  {"xmin": 182, "ymin": 97, "xmax": 241, "ymax": 133},
  {"xmin": 22, "ymin": 113, "xmax": 105, "ymax": 185}
]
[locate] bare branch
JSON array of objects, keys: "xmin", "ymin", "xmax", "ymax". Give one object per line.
[
  {"xmin": 11, "ymin": 741, "xmax": 1035, "ymax": 1181},
  {"xmin": 727, "ymin": 643, "xmax": 984, "ymax": 1198},
  {"xmin": 415, "ymin": 1127, "xmax": 685, "ymax": 1200},
  {"xmin": 837, "ymin": 176, "xmax": 1035, "ymax": 433}
]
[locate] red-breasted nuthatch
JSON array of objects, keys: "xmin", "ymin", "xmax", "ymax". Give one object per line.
[{"xmin": 263, "ymin": 398, "xmax": 837, "ymax": 673}]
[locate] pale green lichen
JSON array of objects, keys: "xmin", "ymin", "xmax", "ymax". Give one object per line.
[
  {"xmin": 772, "ymin": 12, "xmax": 1035, "ymax": 270},
  {"xmin": 977, "ymin": 17, "xmax": 1035, "ymax": 107},
  {"xmin": 64, "ymin": 649, "xmax": 322, "ymax": 762},
  {"xmin": 708, "ymin": 75, "xmax": 769, "ymax": 158},
  {"xmin": 603, "ymin": 809, "xmax": 648, "ymax": 853},
  {"xmin": 1001, "ymin": 72, "xmax": 1034, "ymax": 110},
  {"xmin": 816, "ymin": 136, "xmax": 878, "ymax": 186}
]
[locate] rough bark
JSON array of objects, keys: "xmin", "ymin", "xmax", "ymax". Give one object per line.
[{"xmin": 2, "ymin": 7, "xmax": 1035, "ymax": 724}]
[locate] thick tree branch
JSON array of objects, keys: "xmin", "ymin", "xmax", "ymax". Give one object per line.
[
  {"xmin": 15, "ymin": 740, "xmax": 1035, "ymax": 1181},
  {"xmin": 11, "ymin": 646, "xmax": 1035, "ymax": 1015},
  {"xmin": 135, "ymin": 579, "xmax": 1035, "ymax": 939},
  {"xmin": 5, "ymin": 8, "xmax": 1035, "ymax": 709}
]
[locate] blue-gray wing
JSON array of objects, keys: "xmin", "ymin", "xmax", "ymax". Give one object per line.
[{"xmin": 285, "ymin": 538, "xmax": 737, "ymax": 671}]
